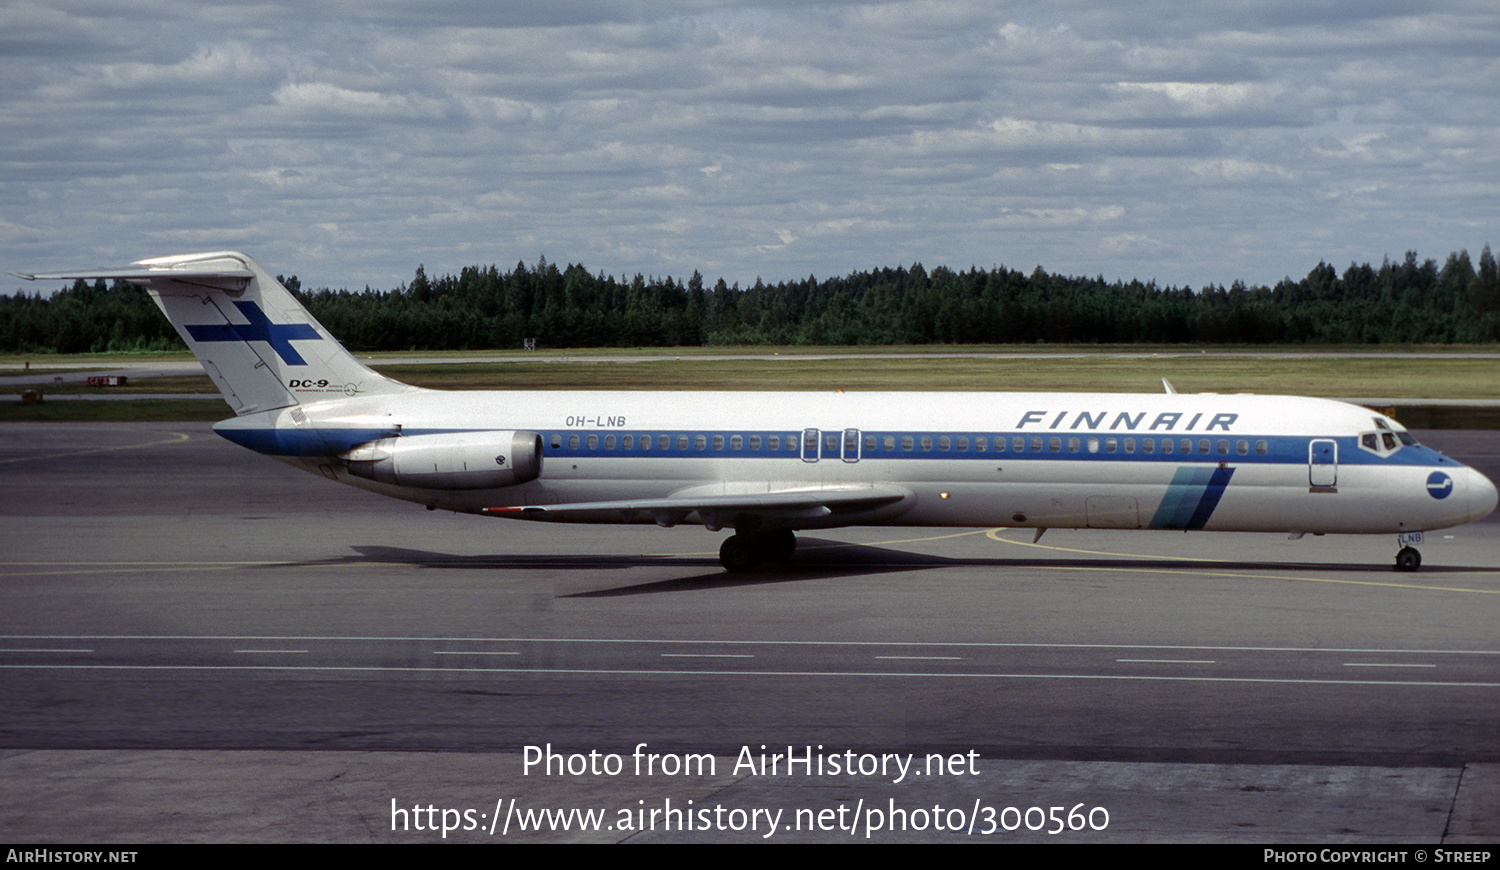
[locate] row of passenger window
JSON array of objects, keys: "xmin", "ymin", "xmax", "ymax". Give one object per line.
[
  {"xmin": 875, "ymin": 434, "xmax": 1270, "ymax": 457},
  {"xmin": 551, "ymin": 433, "xmax": 805, "ymax": 452},
  {"xmin": 549, "ymin": 431, "xmax": 1272, "ymax": 457}
]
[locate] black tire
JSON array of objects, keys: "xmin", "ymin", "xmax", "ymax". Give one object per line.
[
  {"xmin": 1394, "ymin": 546, "xmax": 1421, "ymax": 572},
  {"xmin": 719, "ymin": 534, "xmax": 761, "ymax": 572},
  {"xmin": 761, "ymin": 529, "xmax": 797, "ymax": 562}
]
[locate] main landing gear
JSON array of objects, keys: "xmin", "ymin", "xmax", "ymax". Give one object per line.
[
  {"xmin": 719, "ymin": 529, "xmax": 797, "ymax": 572},
  {"xmin": 1394, "ymin": 546, "xmax": 1422, "ymax": 572}
]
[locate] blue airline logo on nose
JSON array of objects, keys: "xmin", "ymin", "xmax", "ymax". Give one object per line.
[
  {"xmin": 1426, "ymin": 471, "xmax": 1453, "ymax": 500},
  {"xmin": 185, "ymin": 301, "xmax": 321, "ymax": 366}
]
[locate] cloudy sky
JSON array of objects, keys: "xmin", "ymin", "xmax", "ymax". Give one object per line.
[{"xmin": 3, "ymin": 1, "xmax": 1496, "ymax": 294}]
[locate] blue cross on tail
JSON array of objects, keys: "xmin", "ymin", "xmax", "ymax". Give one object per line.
[{"xmin": 185, "ymin": 301, "xmax": 321, "ymax": 366}]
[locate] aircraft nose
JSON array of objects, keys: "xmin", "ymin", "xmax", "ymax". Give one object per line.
[{"xmin": 1465, "ymin": 467, "xmax": 1499, "ymax": 523}]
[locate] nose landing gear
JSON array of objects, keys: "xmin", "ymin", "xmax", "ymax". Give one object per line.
[{"xmin": 1393, "ymin": 531, "xmax": 1425, "ymax": 572}]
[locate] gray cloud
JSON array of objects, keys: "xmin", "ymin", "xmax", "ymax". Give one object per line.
[{"xmin": 3, "ymin": 0, "xmax": 1495, "ymax": 295}]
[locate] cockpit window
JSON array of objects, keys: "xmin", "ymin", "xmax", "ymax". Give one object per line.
[
  {"xmin": 1359, "ymin": 417, "xmax": 1419, "ymax": 456},
  {"xmin": 1379, "ymin": 416, "xmax": 1419, "ymax": 447}
]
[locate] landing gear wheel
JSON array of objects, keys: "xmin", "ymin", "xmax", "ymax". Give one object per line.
[
  {"xmin": 762, "ymin": 529, "xmax": 797, "ymax": 563},
  {"xmin": 719, "ymin": 534, "xmax": 762, "ymax": 572},
  {"xmin": 1394, "ymin": 546, "xmax": 1421, "ymax": 572}
]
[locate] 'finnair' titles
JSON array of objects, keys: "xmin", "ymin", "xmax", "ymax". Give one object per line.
[
  {"xmin": 14, "ymin": 251, "xmax": 1496, "ymax": 573},
  {"xmin": 1016, "ymin": 410, "xmax": 1238, "ymax": 431}
]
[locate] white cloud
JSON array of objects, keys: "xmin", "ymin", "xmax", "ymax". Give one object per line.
[
  {"xmin": 1109, "ymin": 81, "xmax": 1288, "ymax": 119},
  {"xmin": 269, "ymin": 82, "xmax": 435, "ymax": 119}
]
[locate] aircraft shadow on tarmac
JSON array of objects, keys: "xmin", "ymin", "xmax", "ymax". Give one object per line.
[
  {"xmin": 277, "ymin": 539, "xmax": 1500, "ymax": 598},
  {"xmin": 330, "ymin": 541, "xmax": 931, "ymax": 593}
]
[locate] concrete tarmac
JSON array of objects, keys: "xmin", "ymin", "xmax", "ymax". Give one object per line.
[{"xmin": 2, "ymin": 422, "xmax": 1498, "ymax": 843}]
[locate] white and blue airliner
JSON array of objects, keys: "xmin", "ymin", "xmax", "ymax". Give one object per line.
[{"xmin": 17, "ymin": 251, "xmax": 1497, "ymax": 571}]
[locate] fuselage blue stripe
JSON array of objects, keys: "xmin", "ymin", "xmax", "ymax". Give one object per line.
[
  {"xmin": 217, "ymin": 425, "xmax": 1460, "ymax": 475},
  {"xmin": 1152, "ymin": 467, "xmax": 1205, "ymax": 529},
  {"xmin": 533, "ymin": 431, "xmax": 1448, "ymax": 468},
  {"xmin": 1185, "ymin": 466, "xmax": 1235, "ymax": 530}
]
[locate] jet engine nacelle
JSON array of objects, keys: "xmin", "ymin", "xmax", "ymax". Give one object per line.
[{"xmin": 342, "ymin": 430, "xmax": 542, "ymax": 489}]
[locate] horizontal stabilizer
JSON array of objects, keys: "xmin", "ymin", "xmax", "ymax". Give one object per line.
[{"xmin": 13, "ymin": 262, "xmax": 254, "ymax": 283}]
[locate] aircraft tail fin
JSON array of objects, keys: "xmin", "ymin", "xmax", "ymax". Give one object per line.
[{"xmin": 17, "ymin": 251, "xmax": 415, "ymax": 415}]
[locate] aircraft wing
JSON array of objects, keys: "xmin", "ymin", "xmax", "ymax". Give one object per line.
[{"xmin": 483, "ymin": 484, "xmax": 914, "ymax": 528}]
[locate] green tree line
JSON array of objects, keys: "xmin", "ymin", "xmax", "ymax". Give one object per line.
[{"xmin": 4, "ymin": 246, "xmax": 1498, "ymax": 353}]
